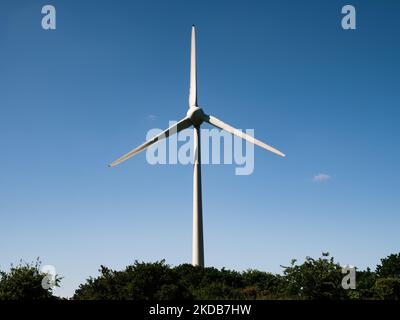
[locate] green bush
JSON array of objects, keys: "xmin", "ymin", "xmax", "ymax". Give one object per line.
[
  {"xmin": 0, "ymin": 259, "xmax": 60, "ymax": 300},
  {"xmin": 376, "ymin": 253, "xmax": 400, "ymax": 278},
  {"xmin": 282, "ymin": 253, "xmax": 347, "ymax": 300},
  {"xmin": 373, "ymin": 278, "xmax": 400, "ymax": 300},
  {"xmin": 74, "ymin": 260, "xmax": 192, "ymax": 300}
]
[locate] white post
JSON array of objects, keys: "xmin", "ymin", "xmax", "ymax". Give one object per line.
[{"xmin": 192, "ymin": 125, "xmax": 204, "ymax": 267}]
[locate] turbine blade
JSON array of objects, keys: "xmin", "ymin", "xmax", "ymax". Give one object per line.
[
  {"xmin": 189, "ymin": 25, "xmax": 197, "ymax": 108},
  {"xmin": 109, "ymin": 117, "xmax": 192, "ymax": 167},
  {"xmin": 204, "ymin": 115, "xmax": 286, "ymax": 157}
]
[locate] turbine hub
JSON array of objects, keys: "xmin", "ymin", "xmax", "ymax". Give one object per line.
[{"xmin": 187, "ymin": 106, "xmax": 205, "ymax": 126}]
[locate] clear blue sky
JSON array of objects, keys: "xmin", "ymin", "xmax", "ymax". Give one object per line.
[{"xmin": 0, "ymin": 0, "xmax": 399, "ymax": 297}]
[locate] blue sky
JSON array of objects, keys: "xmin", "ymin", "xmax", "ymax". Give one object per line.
[{"xmin": 0, "ymin": 0, "xmax": 399, "ymax": 297}]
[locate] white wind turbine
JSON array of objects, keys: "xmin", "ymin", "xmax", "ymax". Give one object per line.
[{"xmin": 109, "ymin": 25, "xmax": 285, "ymax": 267}]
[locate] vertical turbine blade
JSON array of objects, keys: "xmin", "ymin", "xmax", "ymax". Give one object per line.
[{"xmin": 189, "ymin": 25, "xmax": 197, "ymax": 108}]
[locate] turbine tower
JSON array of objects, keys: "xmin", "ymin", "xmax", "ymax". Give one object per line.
[{"xmin": 109, "ymin": 25, "xmax": 285, "ymax": 267}]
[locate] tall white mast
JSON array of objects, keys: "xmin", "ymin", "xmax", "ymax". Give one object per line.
[{"xmin": 190, "ymin": 25, "xmax": 204, "ymax": 267}]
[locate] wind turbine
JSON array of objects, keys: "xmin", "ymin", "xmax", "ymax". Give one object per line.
[{"xmin": 109, "ymin": 25, "xmax": 285, "ymax": 267}]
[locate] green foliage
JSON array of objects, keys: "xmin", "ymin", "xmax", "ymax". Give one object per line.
[
  {"xmin": 241, "ymin": 269, "xmax": 286, "ymax": 299},
  {"xmin": 74, "ymin": 261, "xmax": 283, "ymax": 300},
  {"xmin": 174, "ymin": 264, "xmax": 245, "ymax": 299},
  {"xmin": 373, "ymin": 278, "xmax": 400, "ymax": 300},
  {"xmin": 348, "ymin": 268, "xmax": 376, "ymax": 299},
  {"xmin": 193, "ymin": 282, "xmax": 243, "ymax": 300},
  {"xmin": 282, "ymin": 253, "xmax": 347, "ymax": 300},
  {"xmin": 376, "ymin": 253, "xmax": 400, "ymax": 278},
  {"xmin": 74, "ymin": 260, "xmax": 192, "ymax": 300},
  {"xmin": 3, "ymin": 252, "xmax": 400, "ymax": 300},
  {"xmin": 72, "ymin": 252, "xmax": 400, "ymax": 300},
  {"xmin": 0, "ymin": 259, "xmax": 60, "ymax": 300}
]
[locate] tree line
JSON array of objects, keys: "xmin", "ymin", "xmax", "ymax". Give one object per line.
[{"xmin": 1, "ymin": 253, "xmax": 399, "ymax": 300}]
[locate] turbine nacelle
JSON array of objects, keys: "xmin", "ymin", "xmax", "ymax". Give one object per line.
[{"xmin": 187, "ymin": 106, "xmax": 205, "ymax": 126}]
